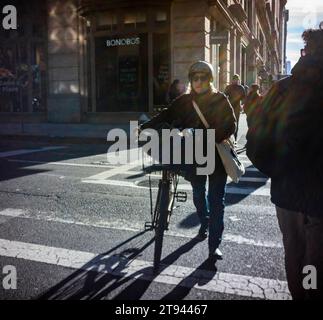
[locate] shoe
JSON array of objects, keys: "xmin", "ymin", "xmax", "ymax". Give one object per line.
[{"xmin": 208, "ymin": 248, "xmax": 223, "ymax": 260}]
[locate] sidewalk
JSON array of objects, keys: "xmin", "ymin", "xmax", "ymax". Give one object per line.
[{"xmin": 0, "ymin": 113, "xmax": 248, "ymax": 146}]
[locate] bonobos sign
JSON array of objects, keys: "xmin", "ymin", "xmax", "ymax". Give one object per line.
[
  {"xmin": 106, "ymin": 37, "xmax": 140, "ymax": 47},
  {"xmin": 2, "ymin": 5, "xmax": 17, "ymax": 30}
]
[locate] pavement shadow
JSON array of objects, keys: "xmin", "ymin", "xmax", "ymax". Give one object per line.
[
  {"xmin": 111, "ymin": 237, "xmax": 202, "ymax": 300},
  {"xmin": 38, "ymin": 230, "xmax": 154, "ymax": 300},
  {"xmin": 177, "ymin": 212, "xmax": 200, "ymax": 229},
  {"xmin": 38, "ymin": 236, "xmax": 202, "ymax": 300},
  {"xmin": 0, "ymin": 139, "xmax": 117, "ymax": 183}
]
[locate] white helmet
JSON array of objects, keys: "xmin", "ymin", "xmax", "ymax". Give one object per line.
[{"xmin": 188, "ymin": 61, "xmax": 214, "ymax": 81}]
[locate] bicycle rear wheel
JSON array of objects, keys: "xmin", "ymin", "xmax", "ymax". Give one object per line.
[{"xmin": 153, "ymin": 179, "xmax": 170, "ymax": 273}]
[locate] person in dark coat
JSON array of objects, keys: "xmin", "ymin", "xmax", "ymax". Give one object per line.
[
  {"xmin": 140, "ymin": 61, "xmax": 236, "ymax": 259},
  {"xmin": 224, "ymin": 74, "xmax": 246, "ymax": 141},
  {"xmin": 246, "ymin": 28, "xmax": 323, "ymax": 300},
  {"xmin": 166, "ymin": 79, "xmax": 185, "ymax": 104},
  {"xmin": 243, "ymin": 84, "xmax": 262, "ymax": 127}
]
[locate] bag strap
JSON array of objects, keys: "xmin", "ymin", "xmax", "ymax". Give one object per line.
[
  {"xmin": 192, "ymin": 99, "xmax": 236, "ymax": 146},
  {"xmin": 192, "ymin": 100, "xmax": 210, "ymax": 129}
]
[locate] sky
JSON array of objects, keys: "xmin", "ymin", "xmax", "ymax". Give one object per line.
[{"xmin": 286, "ymin": 0, "xmax": 323, "ymax": 70}]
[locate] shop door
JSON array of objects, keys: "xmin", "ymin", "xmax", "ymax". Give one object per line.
[{"xmin": 95, "ymin": 34, "xmax": 148, "ymax": 112}]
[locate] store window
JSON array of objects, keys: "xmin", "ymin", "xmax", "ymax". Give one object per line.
[
  {"xmin": 85, "ymin": 6, "xmax": 170, "ymax": 113},
  {"xmin": 124, "ymin": 11, "xmax": 147, "ymax": 28},
  {"xmin": 153, "ymin": 33, "xmax": 170, "ymax": 108},
  {"xmin": 0, "ymin": 0, "xmax": 47, "ymax": 113},
  {"xmin": 156, "ymin": 11, "xmax": 167, "ymax": 23},
  {"xmin": 95, "ymin": 34, "xmax": 148, "ymax": 112},
  {"xmin": 97, "ymin": 11, "xmax": 117, "ymax": 30}
]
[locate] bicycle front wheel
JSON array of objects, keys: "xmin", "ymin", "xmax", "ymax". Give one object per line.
[{"xmin": 153, "ymin": 179, "xmax": 170, "ymax": 273}]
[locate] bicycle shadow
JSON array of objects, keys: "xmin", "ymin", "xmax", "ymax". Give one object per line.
[
  {"xmin": 111, "ymin": 237, "xmax": 206, "ymax": 300},
  {"xmin": 38, "ymin": 234, "xmax": 215, "ymax": 300},
  {"xmin": 38, "ymin": 230, "xmax": 154, "ymax": 300}
]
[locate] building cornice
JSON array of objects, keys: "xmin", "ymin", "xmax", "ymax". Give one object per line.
[{"xmin": 78, "ymin": 0, "xmax": 172, "ymax": 15}]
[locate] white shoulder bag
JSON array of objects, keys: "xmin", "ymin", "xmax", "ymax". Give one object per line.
[{"xmin": 192, "ymin": 100, "xmax": 245, "ymax": 183}]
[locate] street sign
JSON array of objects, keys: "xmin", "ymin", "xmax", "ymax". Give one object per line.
[{"xmin": 210, "ymin": 31, "xmax": 229, "ymax": 45}]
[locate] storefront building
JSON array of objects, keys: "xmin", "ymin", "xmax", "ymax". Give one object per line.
[{"xmin": 0, "ymin": 0, "xmax": 288, "ymax": 134}]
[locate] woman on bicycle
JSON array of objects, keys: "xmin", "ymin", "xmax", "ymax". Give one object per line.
[{"xmin": 140, "ymin": 61, "xmax": 236, "ymax": 260}]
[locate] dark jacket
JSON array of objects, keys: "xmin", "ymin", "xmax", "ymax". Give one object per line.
[
  {"xmin": 224, "ymin": 84, "xmax": 246, "ymax": 112},
  {"xmin": 246, "ymin": 54, "xmax": 323, "ymax": 217},
  {"xmin": 141, "ymin": 90, "xmax": 236, "ymax": 173},
  {"xmin": 141, "ymin": 90, "xmax": 236, "ymax": 142},
  {"xmin": 244, "ymin": 92, "xmax": 262, "ymax": 127}
]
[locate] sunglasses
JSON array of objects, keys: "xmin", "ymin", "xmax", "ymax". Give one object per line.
[{"xmin": 192, "ymin": 75, "xmax": 209, "ymax": 82}]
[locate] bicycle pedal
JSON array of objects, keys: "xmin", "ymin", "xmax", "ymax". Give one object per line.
[
  {"xmin": 144, "ymin": 222, "xmax": 153, "ymax": 230},
  {"xmin": 175, "ymin": 191, "xmax": 187, "ymax": 202}
]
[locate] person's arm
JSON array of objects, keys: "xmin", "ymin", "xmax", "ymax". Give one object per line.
[
  {"xmin": 140, "ymin": 108, "xmax": 170, "ymax": 130},
  {"xmin": 140, "ymin": 96, "xmax": 181, "ymax": 130}
]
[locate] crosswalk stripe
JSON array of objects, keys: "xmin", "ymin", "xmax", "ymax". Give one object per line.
[
  {"xmin": 0, "ymin": 146, "xmax": 66, "ymax": 158},
  {"xmin": 0, "ymin": 238, "xmax": 290, "ymax": 299},
  {"xmin": 0, "ymin": 208, "xmax": 281, "ymax": 248},
  {"xmin": 82, "ymin": 179, "xmax": 271, "ymax": 196},
  {"xmin": 85, "ymin": 160, "xmax": 142, "ymax": 180}
]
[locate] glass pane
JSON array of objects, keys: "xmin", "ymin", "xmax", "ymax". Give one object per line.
[
  {"xmin": 0, "ymin": 0, "xmax": 47, "ymax": 113},
  {"xmin": 32, "ymin": 44, "xmax": 46, "ymax": 112},
  {"xmin": 95, "ymin": 34, "xmax": 148, "ymax": 112},
  {"xmin": 156, "ymin": 11, "xmax": 167, "ymax": 22},
  {"xmin": 124, "ymin": 13, "xmax": 136, "ymax": 25},
  {"xmin": 137, "ymin": 12, "xmax": 146, "ymax": 24},
  {"xmin": 153, "ymin": 33, "xmax": 170, "ymax": 107},
  {"xmin": 97, "ymin": 12, "xmax": 117, "ymax": 27},
  {"xmin": 0, "ymin": 47, "xmax": 18, "ymax": 112}
]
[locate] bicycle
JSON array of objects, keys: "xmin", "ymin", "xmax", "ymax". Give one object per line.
[{"xmin": 143, "ymin": 163, "xmax": 187, "ymax": 274}]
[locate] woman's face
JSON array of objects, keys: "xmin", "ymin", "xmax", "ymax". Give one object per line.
[{"xmin": 191, "ymin": 72, "xmax": 210, "ymax": 94}]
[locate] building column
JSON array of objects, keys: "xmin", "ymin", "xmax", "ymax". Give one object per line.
[
  {"xmin": 170, "ymin": 0, "xmax": 210, "ymax": 85},
  {"xmin": 235, "ymin": 33, "xmax": 242, "ymax": 79},
  {"xmin": 219, "ymin": 39, "xmax": 230, "ymax": 92},
  {"xmin": 229, "ymin": 28, "xmax": 236, "ymax": 78},
  {"xmin": 47, "ymin": 0, "xmax": 81, "ymax": 123}
]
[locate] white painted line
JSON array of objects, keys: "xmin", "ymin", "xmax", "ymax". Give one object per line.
[
  {"xmin": 0, "ymin": 208, "xmax": 25, "ymax": 217},
  {"xmin": 239, "ymin": 177, "xmax": 269, "ymax": 183},
  {"xmin": 245, "ymin": 167, "xmax": 261, "ymax": 172},
  {"xmin": 82, "ymin": 179, "xmax": 271, "ymax": 196},
  {"xmin": 85, "ymin": 160, "xmax": 142, "ymax": 180},
  {"xmin": 0, "ymin": 208, "xmax": 281, "ymax": 248},
  {"xmin": 223, "ymin": 234, "xmax": 282, "ymax": 248},
  {"xmin": 6, "ymin": 159, "xmax": 114, "ymax": 169},
  {"xmin": 226, "ymin": 186, "xmax": 270, "ymax": 196},
  {"xmin": 0, "ymin": 146, "xmax": 66, "ymax": 158},
  {"xmin": 125, "ymin": 171, "xmax": 268, "ymax": 183},
  {"xmin": 0, "ymin": 238, "xmax": 290, "ymax": 299},
  {"xmin": 226, "ymin": 204, "xmax": 275, "ymax": 215},
  {"xmin": 83, "ymin": 179, "xmax": 136, "ymax": 188}
]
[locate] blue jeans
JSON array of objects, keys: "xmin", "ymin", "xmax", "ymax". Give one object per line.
[{"xmin": 190, "ymin": 165, "xmax": 227, "ymax": 252}]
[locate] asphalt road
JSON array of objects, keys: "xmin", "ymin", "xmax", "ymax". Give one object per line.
[{"xmin": 0, "ymin": 115, "xmax": 291, "ymax": 300}]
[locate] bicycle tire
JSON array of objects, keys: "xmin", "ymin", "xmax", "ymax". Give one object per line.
[{"xmin": 153, "ymin": 180, "xmax": 170, "ymax": 273}]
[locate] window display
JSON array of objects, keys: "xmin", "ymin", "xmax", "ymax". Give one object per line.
[{"xmin": 0, "ymin": 0, "xmax": 47, "ymax": 113}]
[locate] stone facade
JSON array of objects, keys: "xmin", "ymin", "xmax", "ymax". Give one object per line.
[
  {"xmin": 47, "ymin": 0, "xmax": 81, "ymax": 123},
  {"xmin": 0, "ymin": 0, "xmax": 288, "ymax": 130}
]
